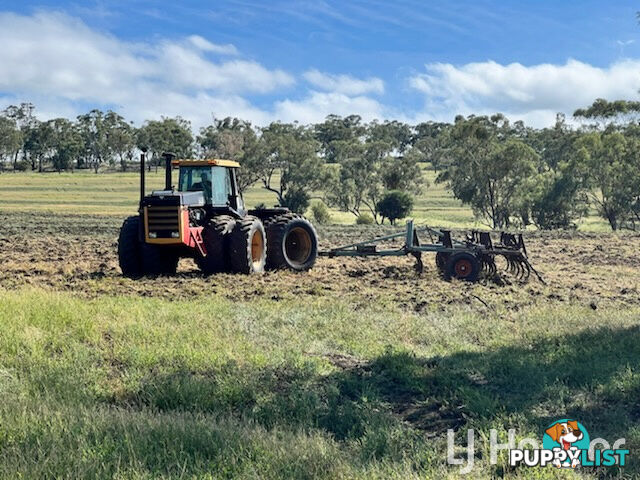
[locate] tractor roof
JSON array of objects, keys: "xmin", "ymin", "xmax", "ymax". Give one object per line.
[{"xmin": 172, "ymin": 159, "xmax": 240, "ymax": 168}]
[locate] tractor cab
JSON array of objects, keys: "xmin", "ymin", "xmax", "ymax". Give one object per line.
[{"xmin": 174, "ymin": 159, "xmax": 245, "ymax": 212}]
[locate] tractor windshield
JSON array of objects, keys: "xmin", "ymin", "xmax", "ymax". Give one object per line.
[{"xmin": 178, "ymin": 166, "xmax": 233, "ymax": 205}]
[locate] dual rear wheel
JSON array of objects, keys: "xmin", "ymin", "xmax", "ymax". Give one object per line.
[
  {"xmin": 196, "ymin": 213, "xmax": 317, "ymax": 275},
  {"xmin": 196, "ymin": 215, "xmax": 266, "ymax": 275},
  {"xmin": 264, "ymin": 213, "xmax": 317, "ymax": 271}
]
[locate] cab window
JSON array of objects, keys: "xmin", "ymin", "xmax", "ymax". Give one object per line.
[{"xmin": 178, "ymin": 166, "xmax": 233, "ymax": 205}]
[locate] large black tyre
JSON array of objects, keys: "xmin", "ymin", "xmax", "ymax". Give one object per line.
[
  {"xmin": 229, "ymin": 216, "xmax": 266, "ymax": 274},
  {"xmin": 444, "ymin": 252, "xmax": 480, "ymax": 282},
  {"xmin": 196, "ymin": 215, "xmax": 236, "ymax": 274},
  {"xmin": 141, "ymin": 243, "xmax": 179, "ymax": 276},
  {"xmin": 264, "ymin": 213, "xmax": 318, "ymax": 271},
  {"xmin": 118, "ymin": 216, "xmax": 143, "ymax": 278}
]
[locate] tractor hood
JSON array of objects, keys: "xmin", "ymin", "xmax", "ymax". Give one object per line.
[{"xmin": 145, "ymin": 190, "xmax": 206, "ymax": 207}]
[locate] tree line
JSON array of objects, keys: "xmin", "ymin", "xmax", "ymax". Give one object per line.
[{"xmin": 0, "ymin": 99, "xmax": 639, "ymax": 231}]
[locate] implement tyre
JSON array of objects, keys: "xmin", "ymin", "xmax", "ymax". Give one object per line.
[
  {"xmin": 229, "ymin": 216, "xmax": 266, "ymax": 274},
  {"xmin": 264, "ymin": 213, "xmax": 318, "ymax": 271},
  {"xmin": 445, "ymin": 252, "xmax": 480, "ymax": 282},
  {"xmin": 118, "ymin": 215, "xmax": 143, "ymax": 278},
  {"xmin": 197, "ymin": 215, "xmax": 236, "ymax": 274}
]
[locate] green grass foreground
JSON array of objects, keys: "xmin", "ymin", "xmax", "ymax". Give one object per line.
[{"xmin": 1, "ymin": 289, "xmax": 639, "ymax": 479}]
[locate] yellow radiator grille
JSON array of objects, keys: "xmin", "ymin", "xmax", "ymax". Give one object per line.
[{"xmin": 146, "ymin": 206, "xmax": 180, "ymax": 233}]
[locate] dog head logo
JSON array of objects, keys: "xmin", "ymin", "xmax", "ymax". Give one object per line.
[
  {"xmin": 546, "ymin": 420, "xmax": 583, "ymax": 450},
  {"xmin": 542, "ymin": 419, "xmax": 590, "ymax": 468}
]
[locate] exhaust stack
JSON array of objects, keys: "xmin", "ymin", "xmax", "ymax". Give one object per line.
[
  {"xmin": 139, "ymin": 150, "xmax": 146, "ymax": 208},
  {"xmin": 163, "ymin": 152, "xmax": 176, "ymax": 191}
]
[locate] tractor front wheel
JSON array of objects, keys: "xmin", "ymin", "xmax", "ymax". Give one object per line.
[
  {"xmin": 141, "ymin": 244, "xmax": 179, "ymax": 276},
  {"xmin": 118, "ymin": 215, "xmax": 143, "ymax": 278},
  {"xmin": 445, "ymin": 252, "xmax": 480, "ymax": 282},
  {"xmin": 229, "ymin": 216, "xmax": 266, "ymax": 274},
  {"xmin": 118, "ymin": 215, "xmax": 179, "ymax": 277}
]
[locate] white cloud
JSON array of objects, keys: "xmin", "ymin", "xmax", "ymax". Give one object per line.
[
  {"xmin": 409, "ymin": 59, "xmax": 640, "ymax": 126},
  {"xmin": 158, "ymin": 42, "xmax": 293, "ymax": 93},
  {"xmin": 274, "ymin": 91, "xmax": 384, "ymax": 124},
  {"xmin": 187, "ymin": 35, "xmax": 238, "ymax": 55},
  {"xmin": 0, "ymin": 11, "xmax": 292, "ymax": 128},
  {"xmin": 4, "ymin": 10, "xmax": 637, "ymax": 130},
  {"xmin": 303, "ymin": 69, "xmax": 384, "ymax": 95}
]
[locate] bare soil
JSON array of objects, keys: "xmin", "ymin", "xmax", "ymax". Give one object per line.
[{"xmin": 1, "ymin": 211, "xmax": 639, "ymax": 312}]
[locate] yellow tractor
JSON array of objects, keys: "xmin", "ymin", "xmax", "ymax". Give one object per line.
[{"xmin": 118, "ymin": 152, "xmax": 318, "ymax": 277}]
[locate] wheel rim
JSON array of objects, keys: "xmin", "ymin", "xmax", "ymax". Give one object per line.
[
  {"xmin": 251, "ymin": 229, "xmax": 264, "ymax": 267},
  {"xmin": 454, "ymin": 258, "xmax": 473, "ymax": 278},
  {"xmin": 284, "ymin": 227, "xmax": 312, "ymax": 267}
]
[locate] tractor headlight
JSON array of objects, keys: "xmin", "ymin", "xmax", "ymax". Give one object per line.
[
  {"xmin": 149, "ymin": 232, "xmax": 157, "ymax": 238},
  {"xmin": 171, "ymin": 231, "xmax": 180, "ymax": 238}
]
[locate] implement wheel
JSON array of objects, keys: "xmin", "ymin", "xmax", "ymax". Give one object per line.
[
  {"xmin": 118, "ymin": 215, "xmax": 143, "ymax": 278},
  {"xmin": 264, "ymin": 213, "xmax": 318, "ymax": 271},
  {"xmin": 229, "ymin": 216, "xmax": 266, "ymax": 274},
  {"xmin": 197, "ymin": 215, "xmax": 236, "ymax": 274},
  {"xmin": 445, "ymin": 252, "xmax": 480, "ymax": 282}
]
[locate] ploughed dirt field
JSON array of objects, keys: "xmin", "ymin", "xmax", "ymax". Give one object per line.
[
  {"xmin": 3, "ymin": 209, "xmax": 640, "ymax": 478},
  {"xmin": 1, "ymin": 210, "xmax": 638, "ymax": 312}
]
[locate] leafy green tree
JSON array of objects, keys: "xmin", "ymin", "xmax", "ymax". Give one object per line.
[
  {"xmin": 49, "ymin": 119, "xmax": 83, "ymax": 172},
  {"xmin": 282, "ymin": 188, "xmax": 310, "ymax": 214},
  {"xmin": 76, "ymin": 109, "xmax": 138, "ymax": 172},
  {"xmin": 325, "ymin": 140, "xmax": 384, "ymax": 222},
  {"xmin": 258, "ymin": 122, "xmax": 326, "ymax": 209},
  {"xmin": 24, "ymin": 120, "xmax": 55, "ymax": 172},
  {"xmin": 367, "ymin": 120, "xmax": 412, "ymax": 154},
  {"xmin": 326, "ymin": 121, "xmax": 424, "ymax": 224},
  {"xmin": 575, "ymin": 131, "xmax": 640, "ymax": 230},
  {"xmin": 310, "ymin": 202, "xmax": 332, "ymax": 225},
  {"xmin": 198, "ymin": 117, "xmax": 261, "ymax": 193},
  {"xmin": 530, "ymin": 170, "xmax": 589, "ymax": 230},
  {"xmin": 381, "ymin": 149, "xmax": 425, "ymax": 192},
  {"xmin": 377, "ymin": 191, "xmax": 414, "ymax": 225},
  {"xmin": 105, "ymin": 112, "xmax": 136, "ymax": 171},
  {"xmin": 526, "ymin": 114, "xmax": 589, "ymax": 229},
  {"xmin": 574, "ymin": 98, "xmax": 640, "ymax": 127},
  {"xmin": 412, "ymin": 121, "xmax": 452, "ymax": 171},
  {"xmin": 3, "ymin": 103, "xmax": 36, "ymax": 169},
  {"xmin": 313, "ymin": 114, "xmax": 365, "ymax": 163},
  {"xmin": 137, "ymin": 117, "xmax": 194, "ymax": 170},
  {"xmin": 77, "ymin": 109, "xmax": 110, "ymax": 172},
  {"xmin": 438, "ymin": 115, "xmax": 538, "ymax": 228},
  {"xmin": 0, "ymin": 116, "xmax": 22, "ymax": 172}
]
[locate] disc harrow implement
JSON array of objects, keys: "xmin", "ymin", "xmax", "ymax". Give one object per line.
[{"xmin": 320, "ymin": 220, "xmax": 544, "ymax": 283}]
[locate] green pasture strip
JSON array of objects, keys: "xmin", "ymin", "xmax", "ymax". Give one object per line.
[
  {"xmin": 0, "ymin": 171, "xmax": 613, "ymax": 231},
  {"xmin": 0, "ymin": 288, "xmax": 638, "ymax": 478}
]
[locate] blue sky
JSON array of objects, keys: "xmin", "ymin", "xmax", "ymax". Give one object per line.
[{"xmin": 1, "ymin": 1, "xmax": 640, "ymax": 128}]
